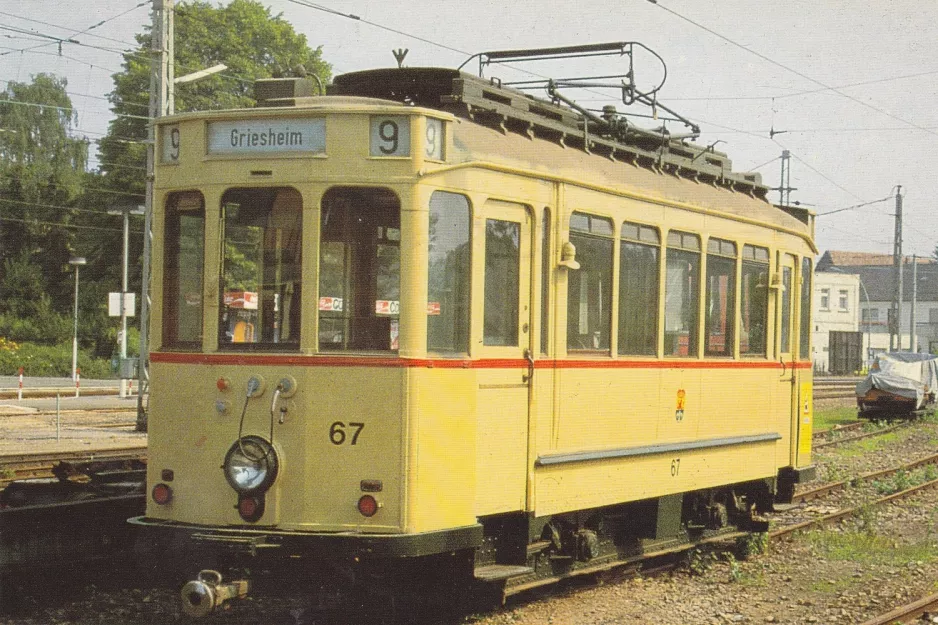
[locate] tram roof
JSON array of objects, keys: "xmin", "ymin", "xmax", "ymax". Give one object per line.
[
  {"xmin": 327, "ymin": 68, "xmax": 810, "ymax": 241},
  {"xmin": 328, "ymin": 68, "xmax": 768, "ymax": 193}
]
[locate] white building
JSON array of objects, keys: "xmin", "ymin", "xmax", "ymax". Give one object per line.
[
  {"xmin": 816, "ymin": 251, "xmax": 938, "ymax": 365},
  {"xmin": 811, "ymin": 270, "xmax": 860, "ymax": 372}
]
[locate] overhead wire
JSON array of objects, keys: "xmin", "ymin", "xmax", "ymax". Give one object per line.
[
  {"xmin": 0, "ymin": 215, "xmax": 141, "ymax": 235},
  {"xmin": 0, "ymin": 177, "xmax": 144, "ymax": 199},
  {"xmin": 647, "ymin": 1, "xmax": 938, "ymax": 138},
  {"xmin": 815, "ymin": 196, "xmax": 895, "ymax": 216},
  {"xmin": 284, "ymin": 0, "xmax": 470, "ymax": 57},
  {"xmin": 0, "ymin": 197, "xmax": 140, "ymax": 216},
  {"xmin": 0, "ymin": 78, "xmax": 149, "ymax": 111},
  {"xmin": 0, "ymin": 3, "xmax": 148, "ymax": 57},
  {"xmin": 0, "ymin": 97, "xmax": 151, "ymax": 121}
]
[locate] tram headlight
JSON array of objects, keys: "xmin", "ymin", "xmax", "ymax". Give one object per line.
[{"xmin": 223, "ymin": 436, "xmax": 279, "ymax": 495}]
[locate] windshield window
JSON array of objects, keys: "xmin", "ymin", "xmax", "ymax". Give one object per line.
[
  {"xmin": 219, "ymin": 187, "xmax": 302, "ymax": 349},
  {"xmin": 319, "ymin": 187, "xmax": 400, "ymax": 352}
]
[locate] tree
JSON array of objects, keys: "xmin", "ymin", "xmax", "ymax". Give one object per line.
[
  {"xmin": 0, "ymin": 74, "xmax": 88, "ymax": 307},
  {"xmin": 77, "ymin": 0, "xmax": 331, "ymax": 355},
  {"xmin": 96, "ymin": 0, "xmax": 331, "ymax": 194}
]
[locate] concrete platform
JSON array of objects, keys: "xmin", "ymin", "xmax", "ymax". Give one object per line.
[{"xmin": 0, "ymin": 388, "xmax": 146, "ymax": 457}]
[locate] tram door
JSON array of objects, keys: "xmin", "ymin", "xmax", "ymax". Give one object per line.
[
  {"xmin": 474, "ymin": 202, "xmax": 532, "ymax": 515},
  {"xmin": 777, "ymin": 254, "xmax": 797, "ymax": 460}
]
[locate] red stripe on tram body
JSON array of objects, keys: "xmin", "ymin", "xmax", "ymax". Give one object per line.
[{"xmin": 150, "ymin": 351, "xmax": 811, "ymax": 371}]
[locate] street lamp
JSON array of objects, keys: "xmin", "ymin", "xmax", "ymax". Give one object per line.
[{"xmin": 68, "ymin": 256, "xmax": 87, "ymax": 382}]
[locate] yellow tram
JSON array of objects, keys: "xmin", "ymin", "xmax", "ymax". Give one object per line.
[{"xmin": 131, "ymin": 45, "xmax": 816, "ymax": 615}]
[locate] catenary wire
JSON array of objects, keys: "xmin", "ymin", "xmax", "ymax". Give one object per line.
[{"xmin": 647, "ymin": 1, "xmax": 938, "ymax": 138}]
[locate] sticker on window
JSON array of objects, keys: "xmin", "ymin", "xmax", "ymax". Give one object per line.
[
  {"xmin": 319, "ymin": 297, "xmax": 343, "ymax": 312},
  {"xmin": 375, "ymin": 300, "xmax": 400, "ymax": 315},
  {"xmin": 427, "ymin": 302, "xmax": 441, "ymax": 315}
]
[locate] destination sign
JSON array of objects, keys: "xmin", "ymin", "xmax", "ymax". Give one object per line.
[{"xmin": 207, "ymin": 119, "xmax": 326, "ymax": 154}]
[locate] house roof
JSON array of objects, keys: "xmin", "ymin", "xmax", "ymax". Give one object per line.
[
  {"xmin": 817, "ymin": 250, "xmax": 938, "ymax": 302},
  {"xmin": 817, "ymin": 250, "xmax": 933, "ymax": 268}
]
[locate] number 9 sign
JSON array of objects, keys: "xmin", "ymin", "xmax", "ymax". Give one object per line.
[
  {"xmin": 425, "ymin": 118, "xmax": 443, "ymax": 160},
  {"xmin": 161, "ymin": 125, "xmax": 180, "ymax": 163},
  {"xmin": 370, "ymin": 116, "xmax": 410, "ymax": 157}
]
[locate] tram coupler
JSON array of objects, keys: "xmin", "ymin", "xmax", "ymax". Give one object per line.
[{"xmin": 180, "ymin": 570, "xmax": 251, "ymax": 618}]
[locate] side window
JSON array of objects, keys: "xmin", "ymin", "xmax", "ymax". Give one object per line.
[
  {"xmin": 740, "ymin": 245, "xmax": 770, "ymax": 356},
  {"xmin": 428, "ymin": 192, "xmax": 470, "ymax": 353},
  {"xmin": 618, "ymin": 222, "xmax": 659, "ymax": 356},
  {"xmin": 799, "ymin": 257, "xmax": 812, "ymax": 360},
  {"xmin": 780, "ymin": 256, "xmax": 794, "ymax": 353},
  {"xmin": 664, "ymin": 231, "xmax": 701, "ymax": 357},
  {"xmin": 483, "ymin": 219, "xmax": 520, "ymax": 346},
  {"xmin": 319, "ymin": 187, "xmax": 400, "ymax": 351},
  {"xmin": 705, "ymin": 238, "xmax": 737, "ymax": 357},
  {"xmin": 567, "ymin": 212, "xmax": 613, "ymax": 351},
  {"xmin": 541, "ymin": 209, "xmax": 551, "ymax": 355},
  {"xmin": 220, "ymin": 188, "xmax": 302, "ymax": 348},
  {"xmin": 162, "ymin": 191, "xmax": 204, "ymax": 347}
]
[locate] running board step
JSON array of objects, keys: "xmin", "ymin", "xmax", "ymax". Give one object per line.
[{"xmin": 474, "ymin": 564, "xmax": 534, "ymax": 583}]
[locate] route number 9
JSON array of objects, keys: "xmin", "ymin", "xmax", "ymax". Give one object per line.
[
  {"xmin": 371, "ymin": 116, "xmax": 410, "ymax": 156},
  {"xmin": 425, "ymin": 118, "xmax": 443, "ymax": 160},
  {"xmin": 161, "ymin": 125, "xmax": 180, "ymax": 163}
]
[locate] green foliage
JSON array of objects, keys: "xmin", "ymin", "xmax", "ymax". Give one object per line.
[
  {"xmin": 0, "ymin": 74, "xmax": 88, "ymax": 303},
  {"xmin": 0, "ymin": 312, "xmax": 71, "ymax": 345},
  {"xmin": 735, "ymin": 532, "xmax": 769, "ymax": 560},
  {"xmin": 0, "ymin": 253, "xmax": 73, "ymax": 343},
  {"xmin": 686, "ymin": 548, "xmax": 715, "ymax": 576},
  {"xmin": 0, "ymin": 3, "xmax": 335, "ymax": 372},
  {"xmin": 872, "ymin": 466, "xmax": 938, "ymax": 495},
  {"xmin": 723, "ymin": 553, "xmax": 742, "ymax": 582},
  {"xmin": 813, "ymin": 406, "xmax": 860, "ymax": 432},
  {"xmin": 98, "ymin": 0, "xmax": 332, "ymax": 194},
  {"xmin": 804, "ymin": 528, "xmax": 936, "ymax": 566},
  {"xmin": 0, "ymin": 341, "xmax": 113, "ymax": 378}
]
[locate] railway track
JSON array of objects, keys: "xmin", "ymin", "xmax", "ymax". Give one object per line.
[
  {"xmin": 0, "ymin": 408, "xmax": 135, "ymax": 418},
  {"xmin": 813, "ymin": 420, "xmax": 864, "ymax": 440},
  {"xmin": 813, "ymin": 422, "xmax": 907, "ymax": 449},
  {"xmin": 0, "ymin": 447, "xmax": 147, "ymax": 486},
  {"xmin": 859, "ymin": 590, "xmax": 938, "ymax": 625},
  {"xmin": 792, "ymin": 450, "xmax": 938, "ymax": 504},
  {"xmin": 813, "ymin": 377, "xmax": 860, "ymax": 401}
]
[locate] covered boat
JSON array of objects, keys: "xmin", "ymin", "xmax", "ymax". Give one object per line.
[{"xmin": 856, "ymin": 352, "xmax": 938, "ymax": 417}]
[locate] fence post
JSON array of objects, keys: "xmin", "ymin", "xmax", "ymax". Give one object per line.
[
  {"xmin": 17, "ymin": 367, "xmax": 23, "ymax": 401},
  {"xmin": 75, "ymin": 367, "xmax": 80, "ymax": 398},
  {"xmin": 56, "ymin": 394, "xmax": 61, "ymax": 441}
]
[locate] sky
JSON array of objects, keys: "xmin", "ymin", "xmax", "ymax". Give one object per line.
[{"xmin": 2, "ymin": 0, "xmax": 937, "ymax": 259}]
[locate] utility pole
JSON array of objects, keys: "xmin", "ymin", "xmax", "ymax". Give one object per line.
[
  {"xmin": 911, "ymin": 254, "xmax": 918, "ymax": 353},
  {"xmin": 138, "ymin": 0, "xmax": 173, "ymax": 431},
  {"xmin": 890, "ymin": 186, "xmax": 903, "ymax": 351},
  {"xmin": 772, "ymin": 150, "xmax": 797, "ymax": 207}
]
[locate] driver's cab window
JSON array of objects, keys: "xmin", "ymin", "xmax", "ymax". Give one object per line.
[
  {"xmin": 219, "ymin": 187, "xmax": 302, "ymax": 349},
  {"xmin": 319, "ymin": 187, "xmax": 400, "ymax": 352}
]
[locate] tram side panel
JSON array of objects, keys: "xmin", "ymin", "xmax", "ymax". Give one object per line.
[{"xmin": 533, "ymin": 366, "xmax": 782, "ymax": 517}]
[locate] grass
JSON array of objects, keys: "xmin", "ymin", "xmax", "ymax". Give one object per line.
[
  {"xmin": 871, "ymin": 465, "xmax": 938, "ymax": 495},
  {"xmin": 803, "ymin": 529, "xmax": 937, "ymax": 567},
  {"xmin": 814, "ymin": 406, "xmax": 859, "ymax": 432}
]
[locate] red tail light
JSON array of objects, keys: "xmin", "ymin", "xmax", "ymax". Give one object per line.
[
  {"xmin": 152, "ymin": 483, "xmax": 173, "ymax": 505},
  {"xmin": 237, "ymin": 495, "xmax": 264, "ymax": 522},
  {"xmin": 357, "ymin": 495, "xmax": 379, "ymax": 517}
]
